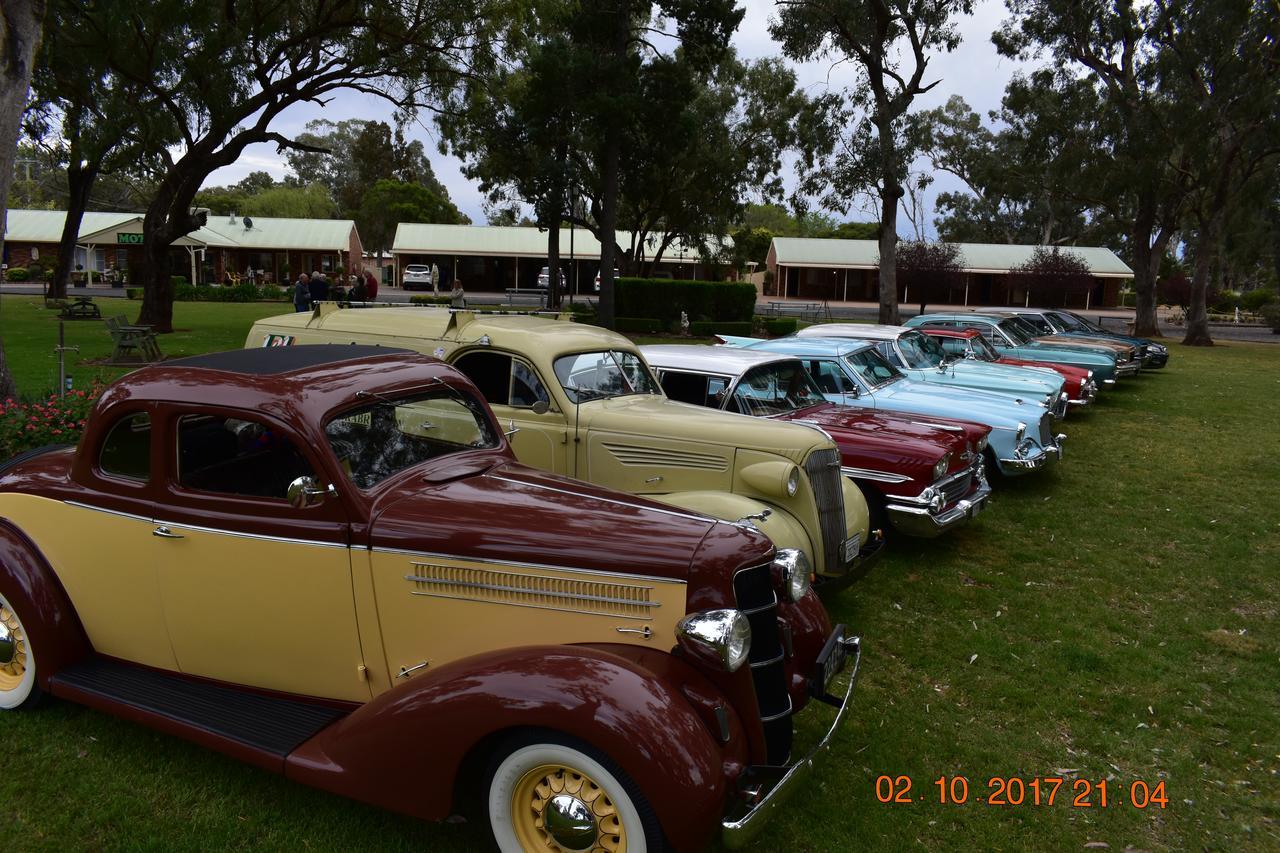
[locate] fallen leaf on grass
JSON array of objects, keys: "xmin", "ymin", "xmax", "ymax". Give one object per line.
[
  {"xmin": 968, "ymin": 654, "xmax": 978, "ymax": 665},
  {"xmin": 1084, "ymin": 844, "xmax": 1110, "ymax": 850}
]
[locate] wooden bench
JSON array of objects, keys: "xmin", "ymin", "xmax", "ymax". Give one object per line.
[
  {"xmin": 505, "ymin": 287, "xmax": 548, "ymax": 307},
  {"xmin": 60, "ymin": 297, "xmax": 102, "ymax": 320},
  {"xmin": 763, "ymin": 301, "xmax": 823, "ymax": 322},
  {"xmin": 105, "ymin": 315, "xmax": 162, "ymax": 363}
]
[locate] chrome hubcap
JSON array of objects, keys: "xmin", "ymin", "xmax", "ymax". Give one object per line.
[
  {"xmin": 544, "ymin": 795, "xmax": 599, "ymax": 851},
  {"xmin": 0, "ymin": 617, "xmax": 13, "ymax": 666}
]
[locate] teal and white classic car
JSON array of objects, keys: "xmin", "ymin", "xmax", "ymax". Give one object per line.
[{"xmin": 716, "ymin": 336, "xmax": 1065, "ymax": 477}]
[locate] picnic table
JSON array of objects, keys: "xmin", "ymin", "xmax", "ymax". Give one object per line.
[
  {"xmin": 505, "ymin": 287, "xmax": 548, "ymax": 307},
  {"xmin": 762, "ymin": 300, "xmax": 824, "ymax": 322},
  {"xmin": 105, "ymin": 315, "xmax": 162, "ymax": 363},
  {"xmin": 60, "ymin": 297, "xmax": 102, "ymax": 320}
]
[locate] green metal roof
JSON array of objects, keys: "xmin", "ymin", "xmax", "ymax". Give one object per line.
[
  {"xmin": 770, "ymin": 237, "xmax": 1133, "ymax": 278},
  {"xmin": 4, "ymin": 209, "xmax": 356, "ymax": 251},
  {"xmin": 392, "ymin": 223, "xmax": 716, "ymax": 263}
]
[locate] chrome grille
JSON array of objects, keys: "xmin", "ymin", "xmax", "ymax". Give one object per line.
[
  {"xmin": 938, "ymin": 471, "xmax": 973, "ymax": 506},
  {"xmin": 804, "ymin": 447, "xmax": 846, "ymax": 575},
  {"xmin": 1052, "ymin": 393, "xmax": 1068, "ymax": 420},
  {"xmin": 1038, "ymin": 414, "xmax": 1053, "ymax": 447},
  {"xmin": 733, "ymin": 561, "xmax": 792, "ymax": 765}
]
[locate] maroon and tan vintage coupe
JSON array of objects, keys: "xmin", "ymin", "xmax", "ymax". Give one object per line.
[{"xmin": 0, "ymin": 345, "xmax": 860, "ymax": 851}]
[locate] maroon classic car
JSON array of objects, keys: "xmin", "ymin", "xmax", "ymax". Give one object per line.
[
  {"xmin": 0, "ymin": 345, "xmax": 859, "ymax": 851},
  {"xmin": 643, "ymin": 346, "xmax": 994, "ymax": 538}
]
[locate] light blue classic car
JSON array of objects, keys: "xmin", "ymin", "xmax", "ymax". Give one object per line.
[
  {"xmin": 718, "ymin": 336, "xmax": 1066, "ymax": 477},
  {"xmin": 980, "ymin": 308, "xmax": 1169, "ymax": 369},
  {"xmin": 903, "ymin": 313, "xmax": 1134, "ymax": 384},
  {"xmin": 789, "ymin": 324, "xmax": 1071, "ymax": 419}
]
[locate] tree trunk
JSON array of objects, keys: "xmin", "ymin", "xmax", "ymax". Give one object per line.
[
  {"xmin": 877, "ymin": 180, "xmax": 901, "ymax": 325},
  {"xmin": 138, "ymin": 229, "xmax": 177, "ymax": 333},
  {"xmin": 135, "ymin": 158, "xmax": 208, "ymax": 332},
  {"xmin": 1129, "ymin": 200, "xmax": 1161, "ymax": 338},
  {"xmin": 1182, "ymin": 222, "xmax": 1219, "ymax": 347},
  {"xmin": 50, "ymin": 160, "xmax": 100, "ymax": 300},
  {"xmin": 0, "ymin": 0, "xmax": 47, "ymax": 401}
]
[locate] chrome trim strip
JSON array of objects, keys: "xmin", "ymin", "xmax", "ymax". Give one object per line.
[
  {"xmin": 372, "ymin": 547, "xmax": 688, "ymax": 586},
  {"xmin": 840, "ymin": 466, "xmax": 913, "ymax": 484},
  {"xmin": 404, "ymin": 573, "xmax": 661, "ymax": 609},
  {"xmin": 488, "ymin": 474, "xmax": 714, "ymax": 523},
  {"xmin": 750, "ymin": 652, "xmax": 785, "ymax": 669},
  {"xmin": 66, "ymin": 501, "xmax": 347, "ymax": 549},
  {"xmin": 908, "ymin": 420, "xmax": 963, "ymax": 432},
  {"xmin": 409, "ymin": 591, "xmax": 656, "ymax": 621},
  {"xmin": 740, "ymin": 599, "xmax": 779, "ymax": 616},
  {"xmin": 64, "ymin": 500, "xmax": 149, "ymax": 522},
  {"xmin": 758, "ymin": 694, "xmax": 795, "ymax": 723}
]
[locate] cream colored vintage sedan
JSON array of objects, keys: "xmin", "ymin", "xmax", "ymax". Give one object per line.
[{"xmin": 248, "ymin": 306, "xmax": 880, "ymax": 586}]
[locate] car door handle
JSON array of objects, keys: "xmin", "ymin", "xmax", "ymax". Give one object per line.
[{"xmin": 152, "ymin": 525, "xmax": 184, "ymax": 539}]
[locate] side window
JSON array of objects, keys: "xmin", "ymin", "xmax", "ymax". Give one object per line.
[
  {"xmin": 874, "ymin": 342, "xmax": 904, "ymax": 367},
  {"xmin": 961, "ymin": 323, "xmax": 996, "ymax": 345},
  {"xmin": 511, "ymin": 360, "xmax": 551, "ymax": 408},
  {"xmin": 99, "ymin": 412, "xmax": 151, "ymax": 480},
  {"xmin": 659, "ymin": 371, "xmax": 714, "ymax": 407},
  {"xmin": 177, "ymin": 414, "xmax": 313, "ymax": 500},
  {"xmin": 808, "ymin": 360, "xmax": 850, "ymax": 394},
  {"xmin": 937, "ymin": 337, "xmax": 968, "ymax": 357},
  {"xmin": 1022, "ymin": 315, "xmax": 1053, "ymax": 334},
  {"xmin": 454, "ymin": 351, "xmax": 512, "ymax": 405}
]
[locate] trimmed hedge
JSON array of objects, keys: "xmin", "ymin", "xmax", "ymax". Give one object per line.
[
  {"xmin": 615, "ymin": 317, "xmax": 664, "ymax": 334},
  {"xmin": 409, "ymin": 295, "xmax": 452, "ymax": 306},
  {"xmin": 615, "ymin": 278, "xmax": 755, "ymax": 325},
  {"xmin": 1260, "ymin": 304, "xmax": 1280, "ymax": 333},
  {"xmin": 1242, "ymin": 289, "xmax": 1277, "ymax": 312},
  {"xmin": 690, "ymin": 320, "xmax": 753, "ymax": 337},
  {"xmin": 763, "ymin": 317, "xmax": 798, "ymax": 336},
  {"xmin": 5, "ymin": 267, "xmax": 30, "ymax": 282}
]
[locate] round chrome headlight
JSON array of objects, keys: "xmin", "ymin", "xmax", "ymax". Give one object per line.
[
  {"xmin": 785, "ymin": 467, "xmax": 800, "ymax": 497},
  {"xmin": 976, "ymin": 434, "xmax": 989, "ymax": 453},
  {"xmin": 772, "ymin": 548, "xmax": 812, "ymax": 602},
  {"xmin": 932, "ymin": 453, "xmax": 951, "ymax": 481},
  {"xmin": 676, "ymin": 610, "xmax": 752, "ymax": 672}
]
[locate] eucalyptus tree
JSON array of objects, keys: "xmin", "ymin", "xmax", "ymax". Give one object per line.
[
  {"xmin": 771, "ymin": 0, "xmax": 975, "ymax": 325},
  {"xmin": 0, "ymin": 0, "xmax": 46, "ymax": 399},
  {"xmin": 64, "ymin": 0, "xmax": 505, "ymax": 332},
  {"xmin": 994, "ymin": 0, "xmax": 1191, "ymax": 338}
]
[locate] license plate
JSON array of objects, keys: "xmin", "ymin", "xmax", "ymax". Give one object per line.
[
  {"xmin": 811, "ymin": 625, "xmax": 848, "ymax": 699},
  {"xmin": 843, "ymin": 534, "xmax": 861, "ymax": 563}
]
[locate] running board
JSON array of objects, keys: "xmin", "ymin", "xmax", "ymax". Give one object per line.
[{"xmin": 51, "ymin": 657, "xmax": 348, "ymax": 772}]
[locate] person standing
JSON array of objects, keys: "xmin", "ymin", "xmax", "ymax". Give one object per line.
[
  {"xmin": 294, "ymin": 272, "xmax": 311, "ymax": 312},
  {"xmin": 450, "ymin": 279, "xmax": 466, "ymax": 309},
  {"xmin": 308, "ymin": 269, "xmax": 329, "ymax": 304},
  {"xmin": 364, "ymin": 268, "xmax": 379, "ymax": 302}
]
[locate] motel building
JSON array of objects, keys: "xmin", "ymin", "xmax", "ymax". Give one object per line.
[
  {"xmin": 766, "ymin": 238, "xmax": 1135, "ymax": 309},
  {"xmin": 3, "ymin": 209, "xmax": 364, "ymax": 286}
]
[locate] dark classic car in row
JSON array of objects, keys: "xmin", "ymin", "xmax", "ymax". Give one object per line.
[
  {"xmin": 0, "ymin": 345, "xmax": 860, "ymax": 851},
  {"xmin": 642, "ymin": 345, "xmax": 993, "ymax": 538}
]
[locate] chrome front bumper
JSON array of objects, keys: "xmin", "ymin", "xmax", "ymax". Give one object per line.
[
  {"xmin": 998, "ymin": 433, "xmax": 1065, "ymax": 474},
  {"xmin": 721, "ymin": 632, "xmax": 862, "ymax": 849},
  {"xmin": 886, "ymin": 477, "xmax": 993, "ymax": 538},
  {"xmin": 1068, "ymin": 380, "xmax": 1098, "ymax": 406},
  {"xmin": 1116, "ymin": 360, "xmax": 1142, "ymax": 378}
]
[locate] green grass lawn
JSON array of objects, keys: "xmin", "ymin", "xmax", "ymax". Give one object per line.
[
  {"xmin": 0, "ymin": 295, "xmax": 295, "ymax": 397},
  {"xmin": 1, "ymin": 304, "xmax": 1278, "ymax": 851}
]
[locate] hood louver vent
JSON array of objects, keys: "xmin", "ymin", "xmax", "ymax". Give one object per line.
[
  {"xmin": 602, "ymin": 442, "xmax": 729, "ymax": 471},
  {"xmin": 406, "ymin": 562, "xmax": 659, "ymax": 620}
]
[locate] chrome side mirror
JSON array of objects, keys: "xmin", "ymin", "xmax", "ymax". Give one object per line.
[
  {"xmin": 530, "ymin": 399, "xmax": 550, "ymax": 415},
  {"xmin": 963, "ymin": 350, "xmax": 977, "ymax": 360},
  {"xmin": 287, "ymin": 475, "xmax": 330, "ymax": 509},
  {"xmin": 841, "ymin": 388, "xmax": 860, "ymax": 403}
]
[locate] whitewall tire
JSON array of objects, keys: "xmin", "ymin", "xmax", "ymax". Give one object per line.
[{"xmin": 0, "ymin": 591, "xmax": 38, "ymax": 710}]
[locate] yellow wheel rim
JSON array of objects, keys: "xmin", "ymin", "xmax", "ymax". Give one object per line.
[
  {"xmin": 0, "ymin": 604, "xmax": 28, "ymax": 692},
  {"xmin": 510, "ymin": 763, "xmax": 627, "ymax": 853}
]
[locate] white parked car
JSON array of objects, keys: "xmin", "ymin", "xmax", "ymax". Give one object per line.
[
  {"xmin": 594, "ymin": 267, "xmax": 619, "ymax": 292},
  {"xmin": 401, "ymin": 264, "xmax": 433, "ymax": 291},
  {"xmin": 535, "ymin": 266, "xmax": 566, "ymax": 290}
]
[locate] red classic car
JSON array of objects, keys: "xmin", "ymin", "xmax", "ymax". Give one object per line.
[
  {"xmin": 643, "ymin": 345, "xmax": 995, "ymax": 539},
  {"xmin": 0, "ymin": 345, "xmax": 860, "ymax": 851},
  {"xmin": 920, "ymin": 327, "xmax": 1099, "ymax": 406}
]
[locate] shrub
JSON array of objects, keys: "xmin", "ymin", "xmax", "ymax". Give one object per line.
[
  {"xmin": 614, "ymin": 317, "xmax": 664, "ymax": 334},
  {"xmin": 5, "ymin": 267, "xmax": 30, "ymax": 282},
  {"xmin": 126, "ymin": 288, "xmax": 143, "ymax": 300},
  {"xmin": 171, "ymin": 282, "xmax": 288, "ymax": 303},
  {"xmin": 1211, "ymin": 291, "xmax": 1241, "ymax": 313},
  {"xmin": 1242, "ymin": 289, "xmax": 1277, "ymax": 312},
  {"xmin": 1260, "ymin": 304, "xmax": 1280, "ymax": 333},
  {"xmin": 410, "ymin": 295, "xmax": 452, "ymax": 306},
  {"xmin": 170, "ymin": 275, "xmax": 189, "ymax": 288},
  {"xmin": 763, "ymin": 317, "xmax": 798, "ymax": 336},
  {"xmin": 0, "ymin": 384, "xmax": 105, "ymax": 461},
  {"xmin": 689, "ymin": 320, "xmax": 754, "ymax": 337},
  {"xmin": 615, "ymin": 279, "xmax": 755, "ymax": 325}
]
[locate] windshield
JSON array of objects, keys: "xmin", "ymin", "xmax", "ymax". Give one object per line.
[
  {"xmin": 326, "ymin": 389, "xmax": 499, "ymax": 490},
  {"xmin": 843, "ymin": 348, "xmax": 903, "ymax": 389},
  {"xmin": 897, "ymin": 331, "xmax": 947, "ymax": 369},
  {"xmin": 969, "ymin": 334, "xmax": 1001, "ymax": 361},
  {"xmin": 729, "ymin": 362, "xmax": 827, "ymax": 416},
  {"xmin": 553, "ymin": 350, "xmax": 661, "ymax": 403},
  {"xmin": 999, "ymin": 317, "xmax": 1037, "ymax": 344},
  {"xmin": 1018, "ymin": 314, "xmax": 1056, "ymax": 335},
  {"xmin": 1051, "ymin": 311, "xmax": 1098, "ymax": 333}
]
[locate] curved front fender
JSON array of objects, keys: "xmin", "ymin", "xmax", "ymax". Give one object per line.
[
  {"xmin": 0, "ymin": 520, "xmax": 92, "ymax": 689},
  {"xmin": 286, "ymin": 644, "xmax": 734, "ymax": 851}
]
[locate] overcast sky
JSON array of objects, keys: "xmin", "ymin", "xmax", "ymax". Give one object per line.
[{"xmin": 204, "ymin": 0, "xmax": 1029, "ymax": 236}]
